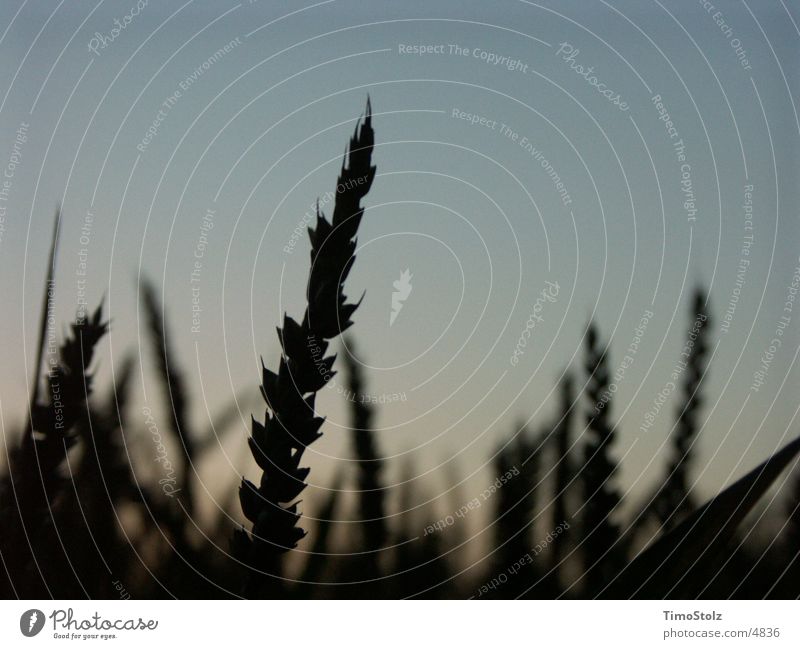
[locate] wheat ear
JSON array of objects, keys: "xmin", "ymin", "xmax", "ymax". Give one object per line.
[{"xmin": 234, "ymin": 99, "xmax": 376, "ymax": 596}]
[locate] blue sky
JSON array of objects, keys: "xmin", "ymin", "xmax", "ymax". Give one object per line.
[{"xmin": 1, "ymin": 0, "xmax": 799, "ymax": 525}]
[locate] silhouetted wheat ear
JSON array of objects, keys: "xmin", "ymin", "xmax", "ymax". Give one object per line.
[
  {"xmin": 28, "ymin": 303, "xmax": 109, "ymax": 489},
  {"xmin": 655, "ymin": 289, "xmax": 711, "ymax": 529},
  {"xmin": 343, "ymin": 337, "xmax": 386, "ymax": 558},
  {"xmin": 0, "ymin": 301, "xmax": 107, "ymax": 598},
  {"xmin": 580, "ymin": 322, "xmax": 622, "ymax": 596},
  {"xmin": 234, "ymin": 99, "xmax": 376, "ymax": 597}
]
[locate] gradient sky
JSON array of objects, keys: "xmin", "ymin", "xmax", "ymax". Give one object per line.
[{"xmin": 1, "ymin": 0, "xmax": 799, "ymax": 535}]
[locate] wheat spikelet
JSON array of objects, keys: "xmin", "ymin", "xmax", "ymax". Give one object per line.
[{"xmin": 234, "ymin": 99, "xmax": 376, "ymax": 597}]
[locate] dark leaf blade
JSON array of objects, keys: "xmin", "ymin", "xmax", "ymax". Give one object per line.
[
  {"xmin": 29, "ymin": 208, "xmax": 61, "ymax": 422},
  {"xmin": 609, "ymin": 434, "xmax": 800, "ymax": 598}
]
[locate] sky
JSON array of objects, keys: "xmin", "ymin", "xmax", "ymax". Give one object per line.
[{"xmin": 0, "ymin": 0, "xmax": 799, "ymax": 533}]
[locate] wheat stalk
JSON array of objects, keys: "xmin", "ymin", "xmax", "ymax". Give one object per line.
[
  {"xmin": 0, "ymin": 301, "xmax": 107, "ymax": 597},
  {"xmin": 141, "ymin": 279, "xmax": 195, "ymax": 518},
  {"xmin": 655, "ymin": 289, "xmax": 711, "ymax": 529},
  {"xmin": 580, "ymin": 322, "xmax": 621, "ymax": 596},
  {"xmin": 342, "ymin": 337, "xmax": 386, "ymax": 564},
  {"xmin": 26, "ymin": 303, "xmax": 108, "ymax": 500},
  {"xmin": 492, "ymin": 429, "xmax": 541, "ymax": 598},
  {"xmin": 296, "ymin": 470, "xmax": 343, "ymax": 596},
  {"xmin": 234, "ymin": 99, "xmax": 376, "ymax": 597},
  {"xmin": 551, "ymin": 373, "xmax": 575, "ymax": 563},
  {"xmin": 630, "ymin": 291, "xmax": 712, "ymax": 535}
]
